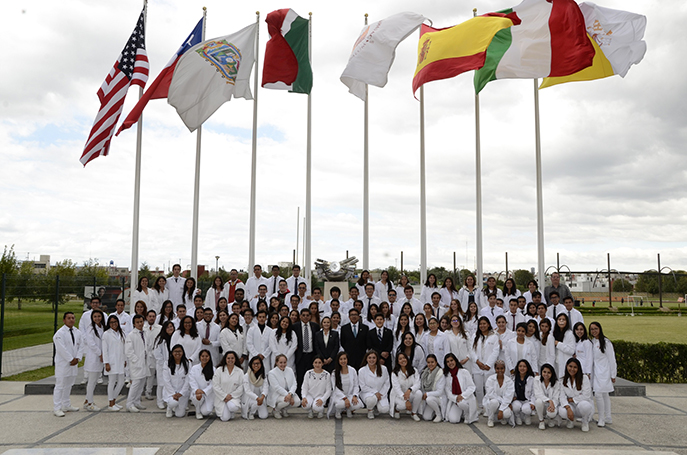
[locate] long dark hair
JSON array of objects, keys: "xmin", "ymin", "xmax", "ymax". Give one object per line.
[
  {"xmin": 393, "ymin": 351, "xmax": 416, "ymax": 376},
  {"xmin": 441, "ymin": 277, "xmax": 457, "ymax": 294},
  {"xmin": 442, "ymin": 353, "xmax": 463, "ymax": 375},
  {"xmin": 589, "ymin": 321, "xmax": 608, "ymax": 353},
  {"xmin": 539, "ymin": 363, "xmax": 558, "ymax": 387},
  {"xmin": 158, "ymin": 300, "xmax": 175, "ymax": 325},
  {"xmin": 503, "ymin": 278, "xmax": 517, "ymax": 296},
  {"xmin": 473, "ymin": 316, "xmax": 493, "ymax": 350},
  {"xmin": 104, "ymin": 315, "xmax": 124, "ymax": 339},
  {"xmin": 198, "ymin": 349, "xmax": 214, "ymax": 381},
  {"xmin": 366, "ymin": 303, "xmax": 379, "ymax": 322},
  {"xmin": 218, "ymin": 350, "xmax": 239, "ymax": 371},
  {"xmin": 248, "ymin": 355, "xmax": 265, "ymax": 380},
  {"xmin": 357, "ymin": 270, "xmax": 369, "ymax": 286},
  {"xmin": 184, "ymin": 277, "xmax": 197, "ymax": 302},
  {"xmin": 168, "ymin": 344, "xmax": 189, "ymax": 375},
  {"xmin": 362, "ymin": 350, "xmax": 383, "ymax": 376},
  {"xmin": 526, "ymin": 319, "xmax": 541, "ymax": 341},
  {"xmin": 573, "ymin": 322, "xmax": 588, "ymax": 342},
  {"xmin": 334, "ymin": 351, "xmax": 349, "ymax": 391},
  {"xmin": 136, "ymin": 275, "xmax": 148, "ymax": 293},
  {"xmin": 395, "ymin": 313, "xmax": 410, "ymax": 340},
  {"xmin": 227, "ymin": 313, "xmax": 243, "ymax": 333},
  {"xmin": 211, "ymin": 276, "xmax": 224, "ymax": 291},
  {"xmin": 563, "ymin": 357, "xmax": 584, "ymax": 391},
  {"xmin": 155, "ymin": 321, "xmax": 174, "ymax": 349},
  {"xmin": 178, "ymin": 315, "xmax": 199, "ymax": 338},
  {"xmin": 464, "ymin": 301, "xmax": 479, "ymax": 322},
  {"xmin": 413, "ymin": 314, "xmax": 428, "ymax": 333},
  {"xmin": 275, "ymin": 316, "xmax": 293, "ymax": 343},
  {"xmin": 515, "ymin": 359, "xmax": 535, "ymax": 379},
  {"xmin": 380, "ymin": 270, "xmax": 393, "ymax": 292},
  {"xmin": 153, "ymin": 276, "xmax": 166, "ymax": 292},
  {"xmin": 540, "ymin": 318, "xmax": 552, "ymax": 346},
  {"xmin": 90, "ymin": 310, "xmax": 104, "ymax": 338},
  {"xmin": 553, "ymin": 313, "xmax": 570, "ymax": 342},
  {"xmin": 396, "ymin": 332, "xmax": 423, "ymax": 370}
]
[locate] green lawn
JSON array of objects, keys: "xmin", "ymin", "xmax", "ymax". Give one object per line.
[
  {"xmin": 586, "ymin": 315, "xmax": 687, "ymax": 344},
  {"xmin": 1, "ymin": 300, "xmax": 84, "ymax": 352}
]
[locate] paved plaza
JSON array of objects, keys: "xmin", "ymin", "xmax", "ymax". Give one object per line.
[{"xmin": 0, "ymin": 381, "xmax": 685, "ymax": 455}]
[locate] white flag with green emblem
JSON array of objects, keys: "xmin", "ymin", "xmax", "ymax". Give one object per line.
[{"xmin": 168, "ymin": 23, "xmax": 257, "ymax": 132}]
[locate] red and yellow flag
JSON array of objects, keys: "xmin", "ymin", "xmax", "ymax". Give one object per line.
[{"xmin": 412, "ymin": 13, "xmax": 520, "ymax": 96}]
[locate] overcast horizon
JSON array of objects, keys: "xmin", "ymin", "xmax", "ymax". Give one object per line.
[{"xmin": 2, "ymin": 0, "xmax": 685, "ymax": 277}]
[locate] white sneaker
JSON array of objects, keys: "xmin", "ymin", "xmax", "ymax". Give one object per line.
[
  {"xmin": 274, "ymin": 410, "xmax": 282, "ymax": 419},
  {"xmin": 487, "ymin": 419, "xmax": 494, "ymax": 427},
  {"xmin": 135, "ymin": 403, "xmax": 146, "ymax": 410},
  {"xmin": 196, "ymin": 411, "xmax": 203, "ymax": 420},
  {"xmin": 97, "ymin": 377, "xmax": 103, "ymax": 384},
  {"xmin": 548, "ymin": 419, "xmax": 556, "ymax": 428},
  {"xmin": 525, "ymin": 416, "xmax": 531, "ymax": 425},
  {"xmin": 367, "ymin": 410, "xmax": 375, "ymax": 419},
  {"xmin": 335, "ymin": 411, "xmax": 342, "ymax": 419},
  {"xmin": 145, "ymin": 393, "xmax": 154, "ymax": 401},
  {"xmin": 128, "ymin": 405, "xmax": 140, "ymax": 413},
  {"xmin": 346, "ymin": 409, "xmax": 353, "ymax": 418},
  {"xmin": 581, "ymin": 421, "xmax": 589, "ymax": 432},
  {"xmin": 515, "ymin": 416, "xmax": 522, "ymax": 425},
  {"xmin": 62, "ymin": 406, "xmax": 79, "ymax": 412},
  {"xmin": 248, "ymin": 413, "xmax": 255, "ymax": 420},
  {"xmin": 125, "ymin": 380, "xmax": 131, "ymax": 388},
  {"xmin": 107, "ymin": 405, "xmax": 119, "ymax": 412},
  {"xmin": 501, "ymin": 418, "xmax": 508, "ymax": 425},
  {"xmin": 54, "ymin": 409, "xmax": 65, "ymax": 417},
  {"xmin": 85, "ymin": 403, "xmax": 100, "ymax": 412},
  {"xmin": 81, "ymin": 377, "xmax": 87, "ymax": 385},
  {"xmin": 433, "ymin": 415, "xmax": 442, "ymax": 423},
  {"xmin": 394, "ymin": 412, "xmax": 400, "ymax": 419},
  {"xmin": 318, "ymin": 411, "xmax": 324, "ymax": 419},
  {"xmin": 411, "ymin": 413, "xmax": 420, "ymax": 422},
  {"xmin": 114, "ymin": 404, "xmax": 123, "ymax": 411},
  {"xmin": 597, "ymin": 420, "xmax": 605, "ymax": 427},
  {"xmin": 539, "ymin": 421, "xmax": 546, "ymax": 430},
  {"xmin": 566, "ymin": 420, "xmax": 574, "ymax": 429},
  {"xmin": 282, "ymin": 409, "xmax": 289, "ymax": 417},
  {"xmin": 308, "ymin": 410, "xmax": 314, "ymax": 419},
  {"xmin": 157, "ymin": 403, "xmax": 166, "ymax": 410},
  {"xmin": 166, "ymin": 407, "xmax": 174, "ymax": 418}
]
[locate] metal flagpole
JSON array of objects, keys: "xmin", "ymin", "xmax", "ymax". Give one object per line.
[
  {"xmin": 363, "ymin": 13, "xmax": 370, "ymax": 271},
  {"xmin": 248, "ymin": 12, "xmax": 260, "ymax": 273},
  {"xmin": 534, "ymin": 78, "xmax": 545, "ymax": 287},
  {"xmin": 419, "ymin": 86, "xmax": 427, "ymax": 285},
  {"xmin": 473, "ymin": 8, "xmax": 483, "ymax": 286},
  {"xmin": 304, "ymin": 12, "xmax": 313, "ymax": 285},
  {"xmin": 130, "ymin": 0, "xmax": 148, "ymax": 290},
  {"xmin": 295, "ymin": 206, "xmax": 300, "ymax": 265},
  {"xmin": 190, "ymin": 7, "xmax": 207, "ymax": 280}
]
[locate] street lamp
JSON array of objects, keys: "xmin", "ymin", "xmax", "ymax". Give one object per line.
[{"xmin": 215, "ymin": 256, "xmax": 220, "ymax": 274}]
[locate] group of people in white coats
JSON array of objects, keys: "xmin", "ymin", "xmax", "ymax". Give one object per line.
[{"xmin": 53, "ymin": 269, "xmax": 616, "ymax": 433}]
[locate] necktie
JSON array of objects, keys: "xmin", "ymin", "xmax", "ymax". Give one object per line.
[
  {"xmin": 206, "ymin": 322, "xmax": 210, "ymax": 339},
  {"xmin": 512, "ymin": 314, "xmax": 516, "ymax": 331},
  {"xmin": 435, "ymin": 306, "xmax": 439, "ymax": 318},
  {"xmin": 175, "ymin": 278, "xmax": 178, "ymax": 283},
  {"xmin": 69, "ymin": 328, "xmax": 75, "ymax": 345},
  {"xmin": 353, "ymin": 324, "xmax": 357, "ymax": 338},
  {"xmin": 568, "ymin": 311, "xmax": 572, "ymax": 322},
  {"xmin": 368, "ymin": 297, "xmax": 372, "ymax": 308},
  {"xmin": 140, "ymin": 331, "xmax": 145, "ymax": 343},
  {"xmin": 273, "ymin": 279, "xmax": 277, "ymax": 294},
  {"xmin": 491, "ymin": 307, "xmax": 494, "ymax": 316},
  {"xmin": 378, "ymin": 328, "xmax": 382, "ymax": 342},
  {"xmin": 303, "ymin": 324, "xmax": 310, "ymax": 352},
  {"xmin": 553, "ymin": 306, "xmax": 557, "ymax": 319}
]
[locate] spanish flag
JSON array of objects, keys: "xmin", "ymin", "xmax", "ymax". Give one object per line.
[{"xmin": 412, "ymin": 13, "xmax": 521, "ymax": 96}]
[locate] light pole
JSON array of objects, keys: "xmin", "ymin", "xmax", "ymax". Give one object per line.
[{"xmin": 215, "ymin": 256, "xmax": 220, "ymax": 275}]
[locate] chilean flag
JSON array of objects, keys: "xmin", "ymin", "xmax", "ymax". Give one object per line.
[{"xmin": 116, "ymin": 17, "xmax": 204, "ymax": 135}]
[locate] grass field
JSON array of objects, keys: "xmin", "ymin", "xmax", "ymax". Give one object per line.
[
  {"xmin": 1, "ymin": 300, "xmax": 84, "ymax": 352},
  {"xmin": 586, "ymin": 314, "xmax": 687, "ymax": 344}
]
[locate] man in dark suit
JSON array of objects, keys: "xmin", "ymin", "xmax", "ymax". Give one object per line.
[
  {"xmin": 340, "ymin": 307, "xmax": 369, "ymax": 370},
  {"xmin": 292, "ymin": 308, "xmax": 320, "ymax": 395},
  {"xmin": 366, "ymin": 313, "xmax": 394, "ymax": 373}
]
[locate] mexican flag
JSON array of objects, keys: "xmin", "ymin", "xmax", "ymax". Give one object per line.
[
  {"xmin": 474, "ymin": 0, "xmax": 595, "ymax": 93},
  {"xmin": 262, "ymin": 9, "xmax": 312, "ymax": 94}
]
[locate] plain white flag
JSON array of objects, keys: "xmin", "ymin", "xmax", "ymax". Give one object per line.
[
  {"xmin": 340, "ymin": 12, "xmax": 425, "ymax": 101},
  {"xmin": 168, "ymin": 23, "xmax": 257, "ymax": 131}
]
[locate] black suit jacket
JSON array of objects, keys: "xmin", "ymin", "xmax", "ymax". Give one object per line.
[
  {"xmin": 292, "ymin": 321, "xmax": 320, "ymax": 362},
  {"xmin": 314, "ymin": 330, "xmax": 340, "ymax": 365},
  {"xmin": 340, "ymin": 322, "xmax": 369, "ymax": 369},
  {"xmin": 365, "ymin": 326, "xmax": 394, "ymax": 363}
]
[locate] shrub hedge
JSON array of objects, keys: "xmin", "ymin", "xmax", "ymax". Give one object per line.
[{"xmin": 614, "ymin": 340, "xmax": 687, "ymax": 383}]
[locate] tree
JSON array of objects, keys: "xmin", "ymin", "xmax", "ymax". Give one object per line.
[
  {"xmin": 635, "ymin": 271, "xmax": 658, "ymax": 294},
  {"xmin": 14, "ymin": 260, "xmax": 35, "ymax": 309},
  {"xmin": 513, "ymin": 269, "xmax": 535, "ymax": 290},
  {"xmin": 138, "ymin": 262, "xmax": 152, "ymax": 283},
  {"xmin": 612, "ymin": 278, "xmax": 633, "ymax": 293},
  {"xmin": 0, "ymin": 245, "xmax": 18, "ymax": 276},
  {"xmin": 38, "ymin": 259, "xmax": 77, "ymax": 308}
]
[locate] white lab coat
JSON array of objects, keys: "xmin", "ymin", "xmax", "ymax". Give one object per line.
[
  {"xmin": 559, "ymin": 375, "xmax": 593, "ymax": 408},
  {"xmin": 504, "ymin": 338, "xmax": 539, "ymax": 376},
  {"xmin": 242, "ymin": 371, "xmax": 269, "ymax": 414},
  {"xmin": 420, "ymin": 285, "xmax": 440, "ymax": 305},
  {"xmin": 196, "ymin": 320, "xmax": 221, "ymax": 366},
  {"xmin": 470, "ymin": 333, "xmax": 499, "ymax": 375},
  {"xmin": 150, "ymin": 288, "xmax": 169, "ymax": 316},
  {"xmin": 102, "ymin": 329, "xmax": 126, "ymax": 375},
  {"xmin": 477, "ymin": 288, "xmax": 503, "ymax": 309},
  {"xmin": 480, "ymin": 305, "xmax": 504, "ymax": 329},
  {"xmin": 170, "ymin": 331, "xmax": 202, "ymax": 365},
  {"xmin": 302, "ymin": 369, "xmax": 332, "ymax": 402},
  {"xmin": 125, "ymin": 328, "xmax": 148, "ymax": 380},
  {"xmin": 358, "ymin": 365, "xmax": 390, "ymax": 399},
  {"xmin": 444, "ymin": 368, "xmax": 478, "ymax": 423},
  {"xmin": 162, "ymin": 362, "xmax": 190, "ymax": 401},
  {"xmin": 503, "ymin": 289, "xmax": 522, "ymax": 307},
  {"xmin": 484, "ymin": 374, "xmax": 514, "ymax": 411},
  {"xmin": 554, "ymin": 330, "xmax": 576, "ymax": 377},
  {"xmin": 389, "ymin": 369, "xmax": 420, "ymax": 417},
  {"xmin": 439, "ymin": 288, "xmax": 460, "ymax": 309},
  {"xmin": 330, "ymin": 367, "xmax": 361, "ymax": 417},
  {"xmin": 220, "ymin": 327, "xmax": 247, "ymax": 361},
  {"xmin": 539, "ymin": 336, "xmax": 556, "ymax": 370},
  {"xmin": 131, "ymin": 288, "xmax": 154, "ymax": 311},
  {"xmin": 144, "ymin": 323, "xmax": 161, "ymax": 371},
  {"xmin": 212, "ymin": 365, "xmax": 244, "ymax": 415},
  {"xmin": 189, "ymin": 363, "xmax": 215, "ymax": 405},
  {"xmin": 457, "ymin": 287, "xmax": 478, "ymax": 313},
  {"xmin": 591, "ymin": 338, "xmax": 617, "ymax": 393},
  {"xmin": 204, "ymin": 287, "xmax": 224, "ymax": 311},
  {"xmin": 575, "ymin": 339, "xmax": 593, "ymax": 375},
  {"xmin": 267, "ymin": 366, "xmax": 298, "ymax": 408},
  {"xmin": 84, "ymin": 324, "xmax": 104, "ymax": 373},
  {"xmin": 495, "ymin": 329, "xmax": 515, "ymax": 363},
  {"xmin": 53, "ymin": 325, "xmax": 84, "ymax": 377},
  {"xmin": 246, "ymin": 324, "xmax": 274, "ymax": 364},
  {"xmin": 375, "ymin": 280, "xmax": 394, "ymax": 300},
  {"xmin": 269, "ymin": 332, "xmax": 297, "ymax": 371},
  {"xmin": 245, "ymin": 276, "xmax": 270, "ymax": 300},
  {"xmin": 420, "ymin": 331, "xmax": 451, "ymax": 368},
  {"xmin": 167, "ymin": 276, "xmax": 186, "ymax": 306},
  {"xmin": 533, "ymin": 378, "xmax": 561, "ymax": 405},
  {"xmin": 113, "ymin": 311, "xmax": 132, "ymax": 335}
]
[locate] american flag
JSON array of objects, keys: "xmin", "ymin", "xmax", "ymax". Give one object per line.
[{"xmin": 80, "ymin": 10, "xmax": 149, "ymax": 166}]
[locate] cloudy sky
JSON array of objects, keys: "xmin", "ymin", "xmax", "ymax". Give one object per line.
[{"xmin": 1, "ymin": 0, "xmax": 684, "ymax": 277}]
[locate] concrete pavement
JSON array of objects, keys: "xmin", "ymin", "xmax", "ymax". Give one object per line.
[
  {"xmin": 0, "ymin": 343, "xmax": 54, "ymax": 378},
  {"xmin": 0, "ymin": 381, "xmax": 686, "ymax": 455}
]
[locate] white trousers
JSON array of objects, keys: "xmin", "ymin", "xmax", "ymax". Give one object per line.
[
  {"xmin": 84, "ymin": 371, "xmax": 100, "ymax": 403},
  {"xmin": 446, "ymin": 400, "xmax": 472, "ymax": 423},
  {"xmin": 362, "ymin": 394, "xmax": 390, "ymax": 414},
  {"xmin": 126, "ymin": 378, "xmax": 145, "ymax": 408},
  {"xmin": 243, "ymin": 397, "xmax": 269, "ymax": 419},
  {"xmin": 107, "ymin": 373, "xmax": 125, "ymax": 401},
  {"xmin": 303, "ymin": 395, "xmax": 328, "ymax": 414},
  {"xmin": 485, "ymin": 398, "xmax": 513, "ymax": 422},
  {"xmin": 155, "ymin": 363, "xmax": 165, "ymax": 407},
  {"xmin": 559, "ymin": 401, "xmax": 594, "ymax": 423},
  {"xmin": 191, "ymin": 394, "xmax": 214, "ymax": 417},
  {"xmin": 333, "ymin": 397, "xmax": 362, "ymax": 412},
  {"xmin": 275, "ymin": 395, "xmax": 302, "ymax": 413},
  {"xmin": 421, "ymin": 395, "xmax": 442, "ymax": 420},
  {"xmin": 595, "ymin": 392, "xmax": 612, "ymax": 424},
  {"xmin": 511, "ymin": 399, "xmax": 535, "ymax": 420},
  {"xmin": 145, "ymin": 368, "xmax": 156, "ymax": 395},
  {"xmin": 53, "ymin": 374, "xmax": 76, "ymax": 411},
  {"xmin": 220, "ymin": 401, "xmax": 241, "ymax": 421},
  {"xmin": 393, "ymin": 390, "xmax": 422, "ymax": 414},
  {"xmin": 473, "ymin": 371, "xmax": 492, "ymax": 407},
  {"xmin": 535, "ymin": 398, "xmax": 558, "ymax": 421},
  {"xmin": 167, "ymin": 394, "xmax": 190, "ymax": 417}
]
